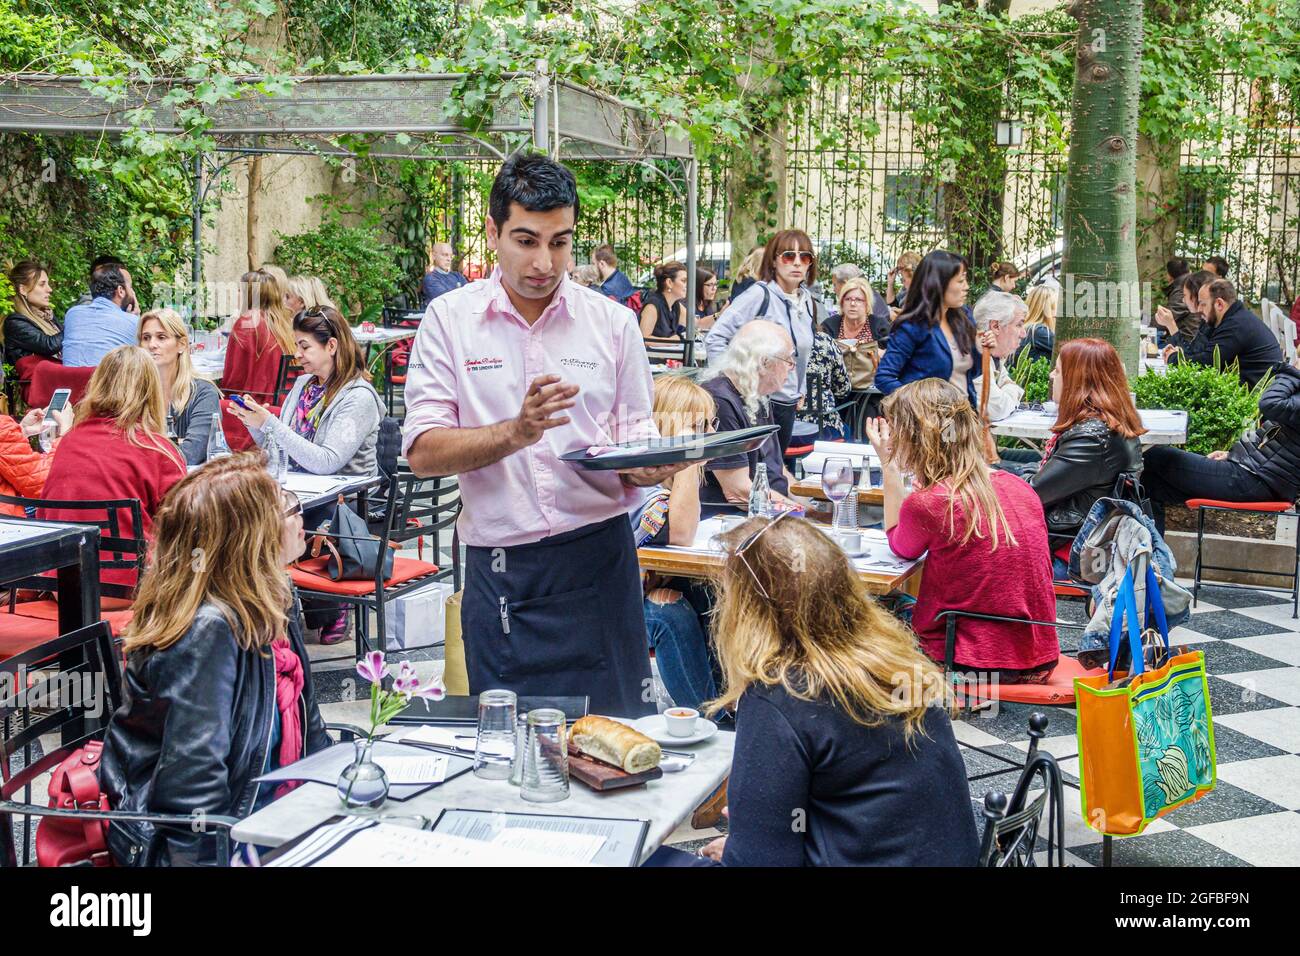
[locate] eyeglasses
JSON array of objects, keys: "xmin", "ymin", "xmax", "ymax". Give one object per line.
[
  {"xmin": 778, "ymin": 251, "xmax": 815, "ymax": 266},
  {"xmin": 282, "ymin": 492, "xmax": 302, "ymax": 518},
  {"xmin": 772, "ymin": 352, "xmax": 797, "ymax": 368},
  {"xmin": 841, "ymin": 295, "xmax": 868, "ymax": 306},
  {"xmin": 732, "ymin": 510, "xmax": 794, "ymax": 601}
]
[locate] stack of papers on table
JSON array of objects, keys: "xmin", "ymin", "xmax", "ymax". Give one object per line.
[
  {"xmin": 253, "ymin": 740, "xmax": 472, "ymax": 800},
  {"xmin": 282, "ymin": 473, "xmax": 351, "ymax": 500},
  {"xmin": 801, "ymin": 440, "xmax": 880, "ymax": 475}
]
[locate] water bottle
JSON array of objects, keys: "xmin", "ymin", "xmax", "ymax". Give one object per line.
[
  {"xmin": 206, "ymin": 413, "xmax": 232, "ymax": 460},
  {"xmin": 748, "ymin": 462, "xmax": 773, "ymax": 518},
  {"xmin": 264, "ymin": 429, "xmax": 288, "ymax": 483}
]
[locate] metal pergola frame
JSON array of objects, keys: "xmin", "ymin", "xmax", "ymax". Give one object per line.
[{"xmin": 0, "ymin": 64, "xmax": 702, "ymax": 359}]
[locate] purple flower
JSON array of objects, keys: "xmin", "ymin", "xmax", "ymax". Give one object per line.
[
  {"xmin": 392, "ymin": 661, "xmax": 420, "ymax": 697},
  {"xmin": 356, "ymin": 650, "xmax": 387, "ymax": 687},
  {"xmin": 415, "ymin": 675, "xmax": 445, "ymax": 701}
]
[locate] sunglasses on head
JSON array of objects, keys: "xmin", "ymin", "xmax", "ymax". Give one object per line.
[
  {"xmin": 778, "ymin": 250, "xmax": 815, "ymax": 266},
  {"xmin": 731, "ymin": 510, "xmax": 794, "ymax": 601}
]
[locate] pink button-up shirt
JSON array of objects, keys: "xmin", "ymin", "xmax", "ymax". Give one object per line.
[{"xmin": 401, "ymin": 268, "xmax": 658, "ymax": 547}]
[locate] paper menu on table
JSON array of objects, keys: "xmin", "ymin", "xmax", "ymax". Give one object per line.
[
  {"xmin": 803, "ymin": 439, "xmax": 880, "ymax": 475},
  {"xmin": 387, "ymin": 725, "xmax": 473, "ymax": 749},
  {"xmin": 487, "ymin": 827, "xmax": 605, "ymax": 863},
  {"xmin": 431, "ymin": 808, "xmax": 650, "ymax": 868},
  {"xmin": 267, "ymin": 819, "xmax": 587, "ymax": 867},
  {"xmin": 372, "ymin": 754, "xmax": 448, "ymax": 785},
  {"xmin": 282, "ymin": 474, "xmax": 349, "ymax": 497}
]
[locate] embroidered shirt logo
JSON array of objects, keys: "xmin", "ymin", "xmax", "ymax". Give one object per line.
[
  {"xmin": 464, "ymin": 357, "xmax": 504, "ymax": 372},
  {"xmin": 560, "ymin": 357, "xmax": 598, "ymax": 372}
]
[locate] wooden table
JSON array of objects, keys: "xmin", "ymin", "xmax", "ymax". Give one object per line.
[{"xmin": 790, "ymin": 479, "xmax": 884, "ymax": 506}]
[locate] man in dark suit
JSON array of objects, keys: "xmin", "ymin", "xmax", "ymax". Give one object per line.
[{"xmin": 1165, "ymin": 278, "xmax": 1282, "ymax": 388}]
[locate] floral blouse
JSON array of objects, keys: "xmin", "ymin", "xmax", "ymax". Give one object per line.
[{"xmin": 796, "ymin": 329, "xmax": 853, "ymax": 434}]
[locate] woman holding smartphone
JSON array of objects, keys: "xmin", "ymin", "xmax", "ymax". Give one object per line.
[
  {"xmin": 228, "ymin": 306, "xmax": 382, "ymax": 477},
  {"xmin": 138, "ymin": 308, "xmax": 221, "ymax": 465},
  {"xmin": 0, "ymin": 400, "xmax": 73, "ymax": 516},
  {"xmin": 100, "ymin": 454, "xmax": 333, "ymax": 866}
]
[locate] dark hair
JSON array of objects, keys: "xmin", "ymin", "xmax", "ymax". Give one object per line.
[
  {"xmin": 1206, "ymin": 278, "xmax": 1238, "ymax": 307},
  {"xmin": 90, "ymin": 254, "xmax": 124, "ymax": 275},
  {"xmin": 893, "ymin": 250, "xmax": 974, "ymax": 355},
  {"xmin": 990, "ymin": 261, "xmax": 1021, "ymax": 281},
  {"xmin": 488, "ymin": 153, "xmax": 579, "ymax": 228},
  {"xmin": 1204, "ymin": 255, "xmax": 1231, "ymax": 278},
  {"xmin": 654, "ymin": 261, "xmax": 687, "ymax": 294},
  {"xmin": 592, "ymin": 244, "xmax": 617, "ymax": 267},
  {"xmin": 1182, "ymin": 269, "xmax": 1215, "ymax": 305},
  {"xmin": 292, "ymin": 306, "xmax": 366, "ymax": 409},
  {"xmin": 90, "ymin": 263, "xmax": 128, "ymax": 300},
  {"xmin": 759, "ymin": 229, "xmax": 817, "ymax": 285},
  {"xmin": 696, "ymin": 268, "xmax": 717, "ymax": 312},
  {"xmin": 1166, "ymin": 257, "xmax": 1189, "ymax": 281}
]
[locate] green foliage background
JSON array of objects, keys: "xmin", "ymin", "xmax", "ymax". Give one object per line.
[{"xmin": 1133, "ymin": 360, "xmax": 1267, "ymax": 455}]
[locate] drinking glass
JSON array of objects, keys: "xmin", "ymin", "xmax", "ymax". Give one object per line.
[
  {"xmin": 520, "ymin": 708, "xmax": 569, "ymax": 803},
  {"xmin": 821, "ymin": 456, "xmax": 856, "ymax": 531},
  {"xmin": 473, "ymin": 689, "xmax": 517, "ymax": 780}
]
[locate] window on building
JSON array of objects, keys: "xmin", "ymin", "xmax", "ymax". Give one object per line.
[
  {"xmin": 1181, "ymin": 166, "xmax": 1226, "ymax": 240},
  {"xmin": 884, "ymin": 172, "xmax": 941, "ymax": 233}
]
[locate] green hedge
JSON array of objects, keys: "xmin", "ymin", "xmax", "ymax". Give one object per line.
[{"xmin": 1133, "ymin": 358, "xmax": 1266, "ymax": 455}]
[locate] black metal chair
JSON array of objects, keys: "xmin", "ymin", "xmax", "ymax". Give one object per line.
[
  {"xmin": 978, "ymin": 747, "xmax": 1067, "ymax": 867},
  {"xmin": 291, "ymin": 467, "xmax": 462, "ymax": 662},
  {"xmin": 381, "ymin": 307, "xmax": 424, "ymax": 416}
]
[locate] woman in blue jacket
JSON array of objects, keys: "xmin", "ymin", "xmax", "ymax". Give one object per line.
[{"xmin": 874, "ymin": 251, "xmax": 979, "ymax": 405}]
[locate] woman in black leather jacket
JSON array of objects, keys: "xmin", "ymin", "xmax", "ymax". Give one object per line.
[
  {"xmin": 1143, "ymin": 363, "xmax": 1300, "ymax": 533},
  {"xmin": 101, "ymin": 454, "xmax": 331, "ymax": 866},
  {"xmin": 1026, "ymin": 338, "xmax": 1146, "ymax": 574},
  {"xmin": 3, "ymin": 260, "xmax": 63, "ymax": 365}
]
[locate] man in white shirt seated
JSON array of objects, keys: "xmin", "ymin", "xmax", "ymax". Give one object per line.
[{"xmin": 972, "ymin": 289, "xmax": 1028, "ymax": 422}]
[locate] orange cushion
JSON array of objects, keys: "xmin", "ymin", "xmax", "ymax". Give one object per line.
[
  {"xmin": 1053, "ymin": 580, "xmax": 1089, "ymax": 599},
  {"xmin": 290, "ymin": 555, "xmax": 438, "ymax": 596},
  {"xmin": 390, "ymin": 375, "xmax": 407, "ymax": 385},
  {"xmin": 1185, "ymin": 498, "xmax": 1294, "ymax": 513},
  {"xmin": 784, "ymin": 445, "xmax": 814, "ymax": 457},
  {"xmin": 950, "ymin": 654, "xmax": 1104, "ymax": 706}
]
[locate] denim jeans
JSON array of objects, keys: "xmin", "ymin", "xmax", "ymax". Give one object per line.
[{"xmin": 643, "ymin": 595, "xmax": 718, "ymax": 711}]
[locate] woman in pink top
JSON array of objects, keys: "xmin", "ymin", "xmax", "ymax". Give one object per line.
[{"xmin": 865, "ymin": 378, "xmax": 1058, "ymax": 682}]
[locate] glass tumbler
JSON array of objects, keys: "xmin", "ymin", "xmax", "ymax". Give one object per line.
[
  {"xmin": 520, "ymin": 708, "xmax": 569, "ymax": 803},
  {"xmin": 473, "ymin": 689, "xmax": 517, "ymax": 780}
]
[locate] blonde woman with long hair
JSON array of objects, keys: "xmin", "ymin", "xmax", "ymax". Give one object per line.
[
  {"xmin": 138, "ymin": 308, "xmax": 221, "ymax": 464},
  {"xmin": 41, "ymin": 346, "xmax": 187, "ymax": 587},
  {"xmin": 865, "ymin": 378, "xmax": 1058, "ymax": 682},
  {"xmin": 631, "ymin": 374, "xmax": 718, "ymax": 710},
  {"xmin": 1017, "ymin": 283, "xmax": 1058, "ymax": 362},
  {"xmin": 100, "ymin": 454, "xmax": 336, "ymax": 866},
  {"xmin": 674, "ymin": 514, "xmax": 976, "ymax": 867}
]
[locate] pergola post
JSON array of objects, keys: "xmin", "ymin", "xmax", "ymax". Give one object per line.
[
  {"xmin": 532, "ymin": 60, "xmax": 550, "ymax": 155},
  {"xmin": 684, "ymin": 156, "xmax": 699, "ymax": 365},
  {"xmin": 191, "ymin": 151, "xmax": 204, "ymax": 318}
]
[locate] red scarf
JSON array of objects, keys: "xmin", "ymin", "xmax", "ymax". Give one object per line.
[{"xmin": 271, "ymin": 638, "xmax": 305, "ymax": 798}]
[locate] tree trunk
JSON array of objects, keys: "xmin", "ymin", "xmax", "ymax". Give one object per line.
[
  {"xmin": 728, "ymin": 111, "xmax": 788, "ymax": 271},
  {"xmin": 246, "ymin": 155, "xmax": 263, "ymax": 272},
  {"xmin": 1135, "ymin": 133, "xmax": 1180, "ymax": 292},
  {"xmin": 1058, "ymin": 0, "xmax": 1144, "ymax": 372}
]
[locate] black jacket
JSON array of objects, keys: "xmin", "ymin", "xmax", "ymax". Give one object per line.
[
  {"xmin": 1164, "ymin": 282, "xmax": 1201, "ymax": 341},
  {"xmin": 1231, "ymin": 363, "xmax": 1300, "ymax": 502},
  {"xmin": 1171, "ymin": 300, "xmax": 1281, "ymax": 388},
  {"xmin": 822, "ymin": 308, "xmax": 891, "ymax": 345},
  {"xmin": 100, "ymin": 592, "xmax": 331, "ymax": 866},
  {"xmin": 3, "ymin": 311, "xmax": 63, "ymax": 364},
  {"xmin": 1028, "ymin": 418, "xmax": 1144, "ymax": 536}
]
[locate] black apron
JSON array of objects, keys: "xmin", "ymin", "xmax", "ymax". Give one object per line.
[{"xmin": 461, "ymin": 514, "xmax": 655, "ymax": 717}]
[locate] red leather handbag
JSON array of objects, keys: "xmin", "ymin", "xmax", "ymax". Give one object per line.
[{"xmin": 35, "ymin": 741, "xmax": 114, "ymax": 867}]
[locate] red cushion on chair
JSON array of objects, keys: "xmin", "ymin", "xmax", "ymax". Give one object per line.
[
  {"xmin": 0, "ymin": 614, "xmax": 60, "ymax": 661},
  {"xmin": 1053, "ymin": 580, "xmax": 1090, "ymax": 599},
  {"xmin": 9, "ymin": 601, "xmax": 134, "ymax": 635},
  {"xmin": 390, "ymin": 375, "xmax": 407, "ymax": 385},
  {"xmin": 951, "ymin": 654, "xmax": 1105, "ymax": 707},
  {"xmin": 290, "ymin": 555, "xmax": 438, "ymax": 596},
  {"xmin": 28, "ymin": 364, "xmax": 94, "ymax": 408},
  {"xmin": 1184, "ymin": 498, "xmax": 1294, "ymax": 513},
  {"xmin": 784, "ymin": 445, "xmax": 814, "ymax": 458}
]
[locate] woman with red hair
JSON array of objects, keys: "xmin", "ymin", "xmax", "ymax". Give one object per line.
[{"xmin": 1027, "ymin": 338, "xmax": 1145, "ymax": 576}]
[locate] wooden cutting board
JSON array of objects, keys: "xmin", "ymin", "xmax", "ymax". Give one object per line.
[{"xmin": 566, "ymin": 743, "xmax": 663, "ymax": 792}]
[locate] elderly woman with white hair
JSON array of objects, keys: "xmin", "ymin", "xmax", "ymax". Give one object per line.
[
  {"xmin": 701, "ymin": 321, "xmax": 802, "ymax": 510},
  {"xmin": 972, "ymin": 289, "xmax": 1029, "ymax": 423}
]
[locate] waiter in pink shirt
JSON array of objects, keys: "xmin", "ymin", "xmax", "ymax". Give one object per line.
[{"xmin": 403, "ymin": 155, "xmax": 687, "ymax": 716}]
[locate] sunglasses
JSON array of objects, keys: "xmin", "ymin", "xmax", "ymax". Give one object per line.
[
  {"xmin": 282, "ymin": 492, "xmax": 302, "ymax": 518},
  {"xmin": 778, "ymin": 250, "xmax": 815, "ymax": 266},
  {"xmin": 731, "ymin": 510, "xmax": 794, "ymax": 601}
]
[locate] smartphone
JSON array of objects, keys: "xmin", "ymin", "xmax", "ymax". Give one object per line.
[
  {"xmin": 228, "ymin": 393, "xmax": 250, "ymax": 410},
  {"xmin": 44, "ymin": 388, "xmax": 72, "ymax": 422}
]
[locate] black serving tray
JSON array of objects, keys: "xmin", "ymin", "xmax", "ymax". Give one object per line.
[{"xmin": 560, "ymin": 424, "xmax": 779, "ymax": 471}]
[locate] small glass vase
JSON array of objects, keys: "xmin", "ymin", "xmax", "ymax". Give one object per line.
[{"xmin": 336, "ymin": 738, "xmax": 389, "ymax": 810}]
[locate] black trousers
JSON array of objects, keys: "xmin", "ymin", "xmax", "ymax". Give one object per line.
[
  {"xmin": 461, "ymin": 515, "xmax": 655, "ymax": 717},
  {"xmin": 769, "ymin": 398, "xmax": 798, "ymax": 454},
  {"xmin": 1142, "ymin": 445, "xmax": 1276, "ymax": 534}
]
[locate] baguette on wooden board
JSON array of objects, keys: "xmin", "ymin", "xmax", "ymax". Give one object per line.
[{"xmin": 568, "ymin": 716, "xmax": 662, "ymax": 773}]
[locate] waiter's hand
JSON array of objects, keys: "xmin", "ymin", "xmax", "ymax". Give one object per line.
[
  {"xmin": 618, "ymin": 462, "xmax": 693, "ymax": 487},
  {"xmin": 511, "ymin": 375, "xmax": 579, "ymax": 446}
]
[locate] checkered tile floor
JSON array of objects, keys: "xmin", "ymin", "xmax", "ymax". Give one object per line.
[{"xmin": 665, "ymin": 583, "xmax": 1300, "ymax": 866}]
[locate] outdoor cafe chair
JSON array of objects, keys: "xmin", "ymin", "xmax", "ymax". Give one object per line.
[{"xmin": 978, "ymin": 745, "xmax": 1067, "ymax": 868}]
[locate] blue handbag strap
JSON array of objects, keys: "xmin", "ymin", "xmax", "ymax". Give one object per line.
[
  {"xmin": 1108, "ymin": 566, "xmax": 1146, "ymax": 680},
  {"xmin": 1143, "ymin": 561, "xmax": 1171, "ymax": 649}
]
